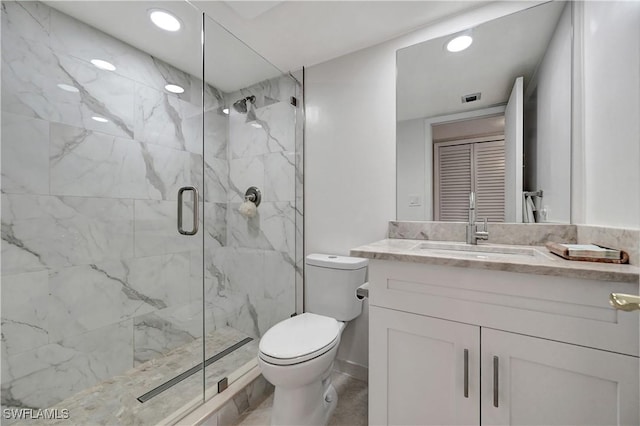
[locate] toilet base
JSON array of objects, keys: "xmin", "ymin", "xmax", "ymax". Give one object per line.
[{"xmin": 270, "ymin": 371, "xmax": 337, "ymax": 426}]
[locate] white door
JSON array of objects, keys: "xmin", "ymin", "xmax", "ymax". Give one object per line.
[
  {"xmin": 481, "ymin": 328, "xmax": 639, "ymax": 426},
  {"xmin": 369, "ymin": 306, "xmax": 480, "ymax": 425},
  {"xmin": 504, "ymin": 76, "xmax": 524, "ymax": 222}
]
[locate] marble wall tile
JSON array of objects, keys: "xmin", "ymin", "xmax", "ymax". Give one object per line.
[
  {"xmin": 1, "ymin": 2, "xmax": 51, "ymax": 46},
  {"xmin": 1, "ymin": 113, "xmax": 50, "ymax": 195},
  {"xmin": 47, "ymin": 263, "xmax": 157, "ymax": 341},
  {"xmin": 134, "ymin": 84, "xmax": 202, "ymax": 153},
  {"xmin": 1, "ymin": 194, "xmax": 134, "ymax": 275},
  {"xmin": 1, "ymin": 321, "xmax": 133, "ymax": 410},
  {"xmin": 133, "ymin": 302, "xmax": 203, "ymax": 366},
  {"xmin": 229, "ymin": 156, "xmax": 265, "ymax": 203},
  {"xmin": 1, "ymin": 271, "xmax": 49, "ymax": 356},
  {"xmin": 3, "ymin": 39, "xmax": 136, "ymax": 138},
  {"xmin": 123, "ymin": 252, "xmax": 192, "ymax": 309},
  {"xmin": 263, "ymin": 151, "xmax": 295, "ymax": 202},
  {"xmin": 134, "ymin": 199, "xmax": 201, "ymax": 257},
  {"xmin": 228, "ymin": 102, "xmax": 295, "ymax": 160},
  {"xmin": 205, "ymin": 157, "xmax": 229, "ymax": 204},
  {"xmin": 49, "ymin": 123, "xmax": 148, "ymax": 198},
  {"xmin": 204, "ymin": 109, "xmax": 229, "ymax": 161},
  {"xmin": 259, "ymin": 202, "xmax": 296, "ymax": 258},
  {"xmin": 204, "ymin": 202, "xmax": 228, "ymax": 249},
  {"xmin": 48, "ymin": 6, "xmax": 199, "ymax": 105}
]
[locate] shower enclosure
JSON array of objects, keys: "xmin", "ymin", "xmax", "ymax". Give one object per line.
[{"xmin": 1, "ymin": 1, "xmax": 302, "ymax": 424}]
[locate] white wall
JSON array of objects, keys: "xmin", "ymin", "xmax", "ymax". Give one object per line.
[
  {"xmin": 526, "ymin": 3, "xmax": 572, "ymax": 223},
  {"xmin": 397, "ymin": 119, "xmax": 426, "ymax": 220},
  {"xmin": 305, "ymin": 1, "xmax": 543, "ymax": 368},
  {"xmin": 577, "ymin": 1, "xmax": 640, "ymax": 228}
]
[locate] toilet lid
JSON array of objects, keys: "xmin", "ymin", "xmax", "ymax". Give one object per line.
[{"xmin": 259, "ymin": 313, "xmax": 340, "ymax": 363}]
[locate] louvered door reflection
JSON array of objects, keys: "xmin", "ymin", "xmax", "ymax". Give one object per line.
[
  {"xmin": 435, "ymin": 139, "xmax": 505, "ymax": 222},
  {"xmin": 475, "ymin": 140, "xmax": 505, "ymax": 222}
]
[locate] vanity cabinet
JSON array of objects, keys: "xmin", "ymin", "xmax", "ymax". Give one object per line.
[{"xmin": 368, "ymin": 259, "xmax": 640, "ymax": 426}]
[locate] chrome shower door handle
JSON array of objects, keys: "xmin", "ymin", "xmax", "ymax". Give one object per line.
[
  {"xmin": 177, "ymin": 186, "xmax": 199, "ymax": 236},
  {"xmin": 610, "ymin": 293, "xmax": 640, "ymax": 312}
]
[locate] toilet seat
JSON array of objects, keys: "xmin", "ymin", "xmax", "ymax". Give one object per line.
[{"xmin": 259, "ymin": 313, "xmax": 341, "ymax": 366}]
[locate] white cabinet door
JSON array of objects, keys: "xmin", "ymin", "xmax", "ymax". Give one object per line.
[
  {"xmin": 369, "ymin": 306, "xmax": 480, "ymax": 425},
  {"xmin": 482, "ymin": 328, "xmax": 640, "ymax": 426}
]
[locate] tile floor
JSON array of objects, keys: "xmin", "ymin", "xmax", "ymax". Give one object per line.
[
  {"xmin": 235, "ymin": 372, "xmax": 368, "ymax": 426},
  {"xmin": 13, "ymin": 327, "xmax": 256, "ymax": 426}
]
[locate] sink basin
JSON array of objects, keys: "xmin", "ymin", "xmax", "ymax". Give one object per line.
[{"xmin": 413, "ymin": 241, "xmax": 544, "ymax": 260}]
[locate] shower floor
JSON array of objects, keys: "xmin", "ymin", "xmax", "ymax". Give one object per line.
[{"xmin": 12, "ymin": 327, "xmax": 257, "ymax": 426}]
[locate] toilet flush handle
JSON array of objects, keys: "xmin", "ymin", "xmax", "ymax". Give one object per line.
[{"xmin": 356, "ymin": 282, "xmax": 370, "ymax": 300}]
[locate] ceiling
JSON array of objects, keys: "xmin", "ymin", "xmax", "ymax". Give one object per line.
[
  {"xmin": 396, "ymin": 1, "xmax": 565, "ymax": 121},
  {"xmin": 45, "ymin": 0, "xmax": 483, "ymax": 93}
]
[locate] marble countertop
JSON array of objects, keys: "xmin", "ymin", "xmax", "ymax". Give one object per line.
[{"xmin": 350, "ymin": 239, "xmax": 640, "ymax": 283}]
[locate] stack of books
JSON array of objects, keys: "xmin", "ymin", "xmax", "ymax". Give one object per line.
[{"xmin": 545, "ymin": 242, "xmax": 625, "ymax": 262}]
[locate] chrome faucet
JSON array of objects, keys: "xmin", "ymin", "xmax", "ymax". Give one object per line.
[{"xmin": 466, "ymin": 192, "xmax": 489, "ymax": 245}]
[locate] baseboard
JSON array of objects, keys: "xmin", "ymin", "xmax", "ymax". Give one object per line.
[{"xmin": 334, "ymin": 358, "xmax": 368, "ymax": 383}]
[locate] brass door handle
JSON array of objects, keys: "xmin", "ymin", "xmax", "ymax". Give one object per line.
[{"xmin": 609, "ymin": 293, "xmax": 640, "ymax": 312}]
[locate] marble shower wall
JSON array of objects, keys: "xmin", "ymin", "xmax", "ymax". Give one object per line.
[
  {"xmin": 1, "ymin": 1, "xmax": 302, "ymax": 412},
  {"xmin": 0, "ymin": 1, "xmax": 226, "ymax": 410},
  {"xmin": 200, "ymin": 77, "xmax": 301, "ymax": 343}
]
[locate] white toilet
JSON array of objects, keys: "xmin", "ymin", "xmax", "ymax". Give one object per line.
[{"xmin": 258, "ymin": 254, "xmax": 368, "ymax": 425}]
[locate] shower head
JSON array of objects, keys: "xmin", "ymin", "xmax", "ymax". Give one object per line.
[{"xmin": 232, "ymin": 95, "xmax": 256, "ymax": 113}]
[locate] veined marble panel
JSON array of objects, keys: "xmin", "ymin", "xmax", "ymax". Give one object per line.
[
  {"xmin": 3, "ymin": 37, "xmax": 136, "ymax": 138},
  {"xmin": 229, "ymin": 156, "xmax": 265, "ymax": 203},
  {"xmin": 50, "ymin": 123, "xmax": 193, "ymax": 200},
  {"xmin": 1, "ymin": 113, "xmax": 50, "ymax": 195},
  {"xmin": 191, "ymin": 154, "xmax": 228, "ymax": 203},
  {"xmin": 1, "ymin": 2, "xmax": 51, "ymax": 46},
  {"xmin": 259, "ymin": 202, "xmax": 296, "ymax": 258},
  {"xmin": 133, "ymin": 199, "xmax": 201, "ymax": 257},
  {"xmin": 203, "ymin": 109, "xmax": 229, "ymax": 161},
  {"xmin": 133, "ymin": 302, "xmax": 202, "ymax": 366},
  {"xmin": 1, "ymin": 194, "xmax": 134, "ymax": 275},
  {"xmin": 134, "ymin": 84, "xmax": 202, "ymax": 153},
  {"xmin": 260, "ymin": 250, "xmax": 296, "ymax": 335},
  {"xmin": 48, "ymin": 6, "xmax": 199, "ymax": 105},
  {"xmin": 49, "ymin": 123, "xmax": 146, "ymax": 199},
  {"xmin": 227, "ymin": 202, "xmax": 295, "ymax": 258},
  {"xmin": 1, "ymin": 271, "xmax": 49, "ymax": 356},
  {"xmin": 46, "ymin": 263, "xmax": 157, "ymax": 341},
  {"xmin": 1, "ymin": 321, "xmax": 133, "ymax": 410},
  {"xmin": 203, "ymin": 202, "xmax": 228, "ymax": 249},
  {"xmin": 228, "ymin": 102, "xmax": 295, "ymax": 160},
  {"xmin": 263, "ymin": 151, "xmax": 295, "ymax": 202}
]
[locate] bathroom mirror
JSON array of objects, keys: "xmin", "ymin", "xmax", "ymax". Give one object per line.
[{"xmin": 396, "ymin": 1, "xmax": 571, "ymax": 223}]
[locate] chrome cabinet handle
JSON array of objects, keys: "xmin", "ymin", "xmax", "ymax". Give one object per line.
[
  {"xmin": 463, "ymin": 349, "xmax": 469, "ymax": 398},
  {"xmin": 177, "ymin": 186, "xmax": 199, "ymax": 236},
  {"xmin": 493, "ymin": 356, "xmax": 499, "ymax": 408},
  {"xmin": 610, "ymin": 293, "xmax": 640, "ymax": 312}
]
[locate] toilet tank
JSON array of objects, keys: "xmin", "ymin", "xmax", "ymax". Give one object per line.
[{"xmin": 304, "ymin": 254, "xmax": 368, "ymax": 321}]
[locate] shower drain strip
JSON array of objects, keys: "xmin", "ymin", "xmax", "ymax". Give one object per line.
[{"xmin": 137, "ymin": 336, "xmax": 254, "ymax": 403}]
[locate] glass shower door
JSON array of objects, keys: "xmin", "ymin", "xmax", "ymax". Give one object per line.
[
  {"xmin": 200, "ymin": 15, "xmax": 302, "ymax": 398},
  {"xmin": 1, "ymin": 1, "xmax": 207, "ymax": 423}
]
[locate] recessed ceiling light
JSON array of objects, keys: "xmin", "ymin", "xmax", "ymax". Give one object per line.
[
  {"xmin": 91, "ymin": 116, "xmax": 109, "ymax": 123},
  {"xmin": 222, "ymin": 108, "xmax": 230, "ymax": 115},
  {"xmin": 446, "ymin": 34, "xmax": 473, "ymax": 53},
  {"xmin": 90, "ymin": 59, "xmax": 116, "ymax": 71},
  {"xmin": 149, "ymin": 9, "xmax": 181, "ymax": 32},
  {"xmin": 250, "ymin": 123, "xmax": 262, "ymax": 129},
  {"xmin": 57, "ymin": 83, "xmax": 79, "ymax": 93},
  {"xmin": 164, "ymin": 84, "xmax": 185, "ymax": 94}
]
